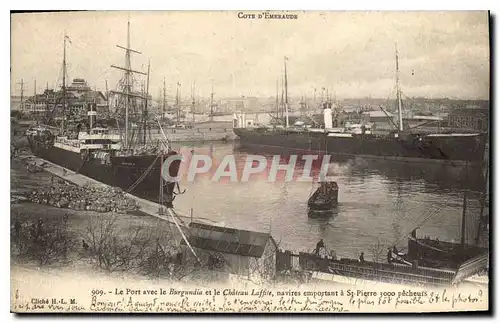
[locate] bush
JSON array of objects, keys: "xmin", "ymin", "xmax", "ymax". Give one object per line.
[
  {"xmin": 83, "ymin": 216, "xmax": 179, "ymax": 275},
  {"xmin": 12, "ymin": 215, "xmax": 73, "ymax": 266}
]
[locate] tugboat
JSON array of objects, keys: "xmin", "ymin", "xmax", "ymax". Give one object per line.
[{"xmin": 307, "ymin": 181, "xmax": 339, "ymax": 217}]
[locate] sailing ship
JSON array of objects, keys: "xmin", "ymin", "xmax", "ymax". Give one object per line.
[
  {"xmin": 27, "ymin": 23, "xmax": 181, "ymax": 206},
  {"xmin": 154, "ymin": 84, "xmax": 235, "ymax": 142},
  {"xmin": 233, "ymin": 52, "xmax": 487, "ymax": 166},
  {"xmin": 401, "ymin": 161, "xmax": 489, "ymax": 271}
]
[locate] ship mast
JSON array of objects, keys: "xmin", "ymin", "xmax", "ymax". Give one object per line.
[
  {"xmin": 163, "ymin": 77, "xmax": 167, "ymax": 123},
  {"xmin": 210, "ymin": 84, "xmax": 214, "ymax": 122},
  {"xmin": 191, "ymin": 82, "xmax": 196, "ymax": 124},
  {"xmin": 62, "ymin": 35, "xmax": 67, "ymax": 133},
  {"xmin": 280, "ymin": 75, "xmax": 285, "ymax": 119},
  {"xmin": 460, "ymin": 162, "xmax": 469, "ymax": 247},
  {"xmin": 474, "ymin": 137, "xmax": 490, "ymax": 245},
  {"xmin": 124, "ymin": 20, "xmax": 131, "ymax": 147},
  {"xmin": 110, "ymin": 19, "xmax": 146, "ymax": 149},
  {"xmin": 284, "ymin": 56, "xmax": 289, "ymax": 128},
  {"xmin": 395, "ymin": 43, "xmax": 403, "ymax": 132},
  {"xmin": 105, "ymin": 80, "xmax": 109, "ymax": 115},
  {"xmin": 143, "ymin": 61, "xmax": 150, "ymax": 145},
  {"xmin": 275, "ymin": 79, "xmax": 279, "ymax": 120},
  {"xmin": 33, "ymin": 79, "xmax": 36, "ymax": 104},
  {"xmin": 18, "ymin": 79, "xmax": 24, "ymax": 115},
  {"xmin": 175, "ymin": 82, "xmax": 180, "ymax": 124},
  {"xmin": 45, "ymin": 82, "xmax": 49, "ymax": 118}
]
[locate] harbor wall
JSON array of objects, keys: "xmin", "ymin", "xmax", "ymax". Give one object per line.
[{"xmin": 145, "ymin": 121, "xmax": 236, "ymax": 142}]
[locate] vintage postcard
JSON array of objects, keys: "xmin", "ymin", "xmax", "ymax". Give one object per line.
[{"xmin": 10, "ymin": 11, "xmax": 490, "ymax": 313}]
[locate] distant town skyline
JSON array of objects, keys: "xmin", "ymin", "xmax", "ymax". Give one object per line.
[{"xmin": 11, "ymin": 11, "xmax": 490, "ymax": 101}]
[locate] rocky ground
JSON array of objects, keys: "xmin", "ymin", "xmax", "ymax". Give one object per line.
[{"xmin": 10, "ymin": 141, "xmax": 188, "ymax": 280}]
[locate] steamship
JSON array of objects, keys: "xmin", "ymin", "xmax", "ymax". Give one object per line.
[
  {"xmin": 27, "ymin": 24, "xmax": 181, "ymax": 205},
  {"xmin": 233, "ymin": 55, "xmax": 487, "ymax": 166}
]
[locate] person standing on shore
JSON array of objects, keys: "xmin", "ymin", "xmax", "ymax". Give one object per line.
[{"xmin": 314, "ymin": 239, "xmax": 325, "ymax": 256}]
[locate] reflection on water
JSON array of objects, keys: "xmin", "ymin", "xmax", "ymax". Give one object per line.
[
  {"xmin": 168, "ymin": 141, "xmax": 486, "ymax": 260},
  {"xmin": 11, "ymin": 141, "xmax": 486, "ymax": 261}
]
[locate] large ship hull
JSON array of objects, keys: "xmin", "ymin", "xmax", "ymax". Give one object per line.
[
  {"xmin": 27, "ymin": 138, "xmax": 180, "ymax": 204},
  {"xmin": 145, "ymin": 121, "xmax": 236, "ymax": 142},
  {"xmin": 234, "ymin": 128, "xmax": 486, "ymax": 166}
]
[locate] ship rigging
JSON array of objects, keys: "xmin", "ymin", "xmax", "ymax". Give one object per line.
[{"xmin": 26, "ymin": 20, "xmax": 182, "ymax": 208}]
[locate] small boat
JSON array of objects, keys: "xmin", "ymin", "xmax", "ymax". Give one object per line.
[{"xmin": 307, "ymin": 181, "xmax": 339, "ymax": 217}]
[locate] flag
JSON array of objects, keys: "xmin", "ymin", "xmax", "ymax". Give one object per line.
[
  {"xmin": 177, "ymin": 82, "xmax": 181, "ymax": 87},
  {"xmin": 65, "ymin": 35, "xmax": 72, "ymax": 45}
]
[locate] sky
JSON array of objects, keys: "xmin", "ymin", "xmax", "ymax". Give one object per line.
[{"xmin": 10, "ymin": 11, "xmax": 490, "ymax": 100}]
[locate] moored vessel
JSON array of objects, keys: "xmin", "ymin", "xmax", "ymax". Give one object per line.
[
  {"xmin": 27, "ymin": 21, "xmax": 182, "ymax": 206},
  {"xmin": 234, "ymin": 52, "xmax": 487, "ymax": 166}
]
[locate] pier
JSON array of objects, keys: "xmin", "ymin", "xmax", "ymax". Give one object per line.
[
  {"xmin": 276, "ymin": 250, "xmax": 488, "ymax": 287},
  {"xmin": 16, "ymin": 153, "xmax": 489, "ymax": 287},
  {"xmin": 18, "ymin": 153, "xmax": 214, "ymax": 226}
]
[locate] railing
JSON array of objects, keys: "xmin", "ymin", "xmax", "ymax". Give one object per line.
[
  {"xmin": 452, "ymin": 253, "xmax": 489, "ymax": 284},
  {"xmin": 79, "ymin": 143, "xmax": 122, "ymax": 150},
  {"xmin": 78, "ymin": 132, "xmax": 121, "ymax": 141},
  {"xmin": 54, "ymin": 137, "xmax": 80, "ymax": 148},
  {"xmin": 276, "ymin": 250, "xmax": 457, "ymax": 286}
]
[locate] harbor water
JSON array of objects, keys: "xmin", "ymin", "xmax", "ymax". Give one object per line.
[
  {"xmin": 169, "ymin": 141, "xmax": 487, "ymax": 259},
  {"xmin": 11, "ymin": 140, "xmax": 487, "ymax": 261}
]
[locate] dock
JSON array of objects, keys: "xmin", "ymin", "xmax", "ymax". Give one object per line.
[
  {"xmin": 15, "ymin": 153, "xmax": 488, "ymax": 287},
  {"xmin": 17, "ymin": 153, "xmax": 216, "ymax": 227},
  {"xmin": 276, "ymin": 250, "xmax": 489, "ymax": 287}
]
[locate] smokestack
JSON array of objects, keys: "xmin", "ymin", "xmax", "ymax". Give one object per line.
[
  {"xmin": 323, "ymin": 102, "xmax": 333, "ymax": 129},
  {"xmin": 88, "ymin": 103, "xmax": 97, "ymax": 130}
]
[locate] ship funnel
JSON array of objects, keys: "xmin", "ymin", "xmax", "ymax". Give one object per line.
[
  {"xmin": 233, "ymin": 112, "xmax": 246, "ymax": 128},
  {"xmin": 233, "ymin": 113, "xmax": 238, "ymax": 128},
  {"xmin": 323, "ymin": 102, "xmax": 333, "ymax": 129},
  {"xmin": 87, "ymin": 103, "xmax": 97, "ymax": 130}
]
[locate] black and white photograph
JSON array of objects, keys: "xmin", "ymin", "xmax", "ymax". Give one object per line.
[{"xmin": 9, "ymin": 10, "xmax": 490, "ymax": 313}]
